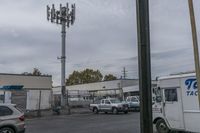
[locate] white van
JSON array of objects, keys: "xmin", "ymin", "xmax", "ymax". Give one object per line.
[{"xmin": 153, "ymin": 73, "xmax": 200, "ymax": 133}]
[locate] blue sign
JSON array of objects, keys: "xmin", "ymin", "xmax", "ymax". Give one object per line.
[
  {"xmin": 185, "ymin": 78, "xmax": 198, "ymax": 96},
  {"xmin": 0, "ymin": 85, "xmax": 24, "ymax": 90}
]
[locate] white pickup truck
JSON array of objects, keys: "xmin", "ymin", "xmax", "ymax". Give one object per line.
[{"xmin": 89, "ymin": 98, "xmax": 129, "ymax": 114}]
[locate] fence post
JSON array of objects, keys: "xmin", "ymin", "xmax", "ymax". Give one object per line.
[
  {"xmin": 3, "ymin": 91, "xmax": 5, "ymax": 103},
  {"xmin": 66, "ymin": 89, "xmax": 71, "ymax": 114},
  {"xmin": 92, "ymin": 92, "xmax": 95, "ymax": 104},
  {"xmin": 37, "ymin": 90, "xmax": 42, "ymax": 117},
  {"xmin": 77, "ymin": 90, "xmax": 80, "ymax": 101}
]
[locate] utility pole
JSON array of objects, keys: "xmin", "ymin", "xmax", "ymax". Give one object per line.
[
  {"xmin": 136, "ymin": 0, "xmax": 153, "ymax": 133},
  {"xmin": 47, "ymin": 3, "xmax": 76, "ymax": 111},
  {"xmin": 188, "ymin": 0, "xmax": 200, "ymax": 107},
  {"xmin": 122, "ymin": 67, "xmax": 127, "ymax": 79}
]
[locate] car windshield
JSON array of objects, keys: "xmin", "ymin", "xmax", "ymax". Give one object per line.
[{"xmin": 110, "ymin": 99, "xmax": 121, "ymax": 103}]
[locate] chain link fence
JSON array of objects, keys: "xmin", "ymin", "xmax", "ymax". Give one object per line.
[{"xmin": 52, "ymin": 89, "xmax": 124, "ymax": 113}]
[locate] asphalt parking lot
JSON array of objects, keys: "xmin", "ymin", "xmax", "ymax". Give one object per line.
[{"xmin": 26, "ymin": 112, "xmax": 140, "ymax": 133}]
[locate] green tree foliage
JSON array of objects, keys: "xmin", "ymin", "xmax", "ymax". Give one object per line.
[
  {"xmin": 66, "ymin": 69, "xmax": 103, "ymax": 85},
  {"xmin": 32, "ymin": 68, "xmax": 42, "ymax": 76},
  {"xmin": 104, "ymin": 74, "xmax": 117, "ymax": 81},
  {"xmin": 22, "ymin": 68, "xmax": 42, "ymax": 76},
  {"xmin": 66, "ymin": 71, "xmax": 82, "ymax": 85}
]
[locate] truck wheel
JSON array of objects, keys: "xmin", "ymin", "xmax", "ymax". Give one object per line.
[
  {"xmin": 93, "ymin": 107, "xmax": 99, "ymax": 114},
  {"xmin": 156, "ymin": 119, "xmax": 170, "ymax": 133},
  {"xmin": 112, "ymin": 108, "xmax": 118, "ymax": 114}
]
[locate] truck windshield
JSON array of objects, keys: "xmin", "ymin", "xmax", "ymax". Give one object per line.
[
  {"xmin": 154, "ymin": 87, "xmax": 162, "ymax": 103},
  {"xmin": 110, "ymin": 99, "xmax": 121, "ymax": 103}
]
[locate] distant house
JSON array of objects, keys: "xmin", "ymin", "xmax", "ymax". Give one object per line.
[{"xmin": 0, "ymin": 73, "xmax": 52, "ymax": 111}]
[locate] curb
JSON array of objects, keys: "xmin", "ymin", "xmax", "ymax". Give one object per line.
[{"xmin": 25, "ymin": 110, "xmax": 92, "ymax": 120}]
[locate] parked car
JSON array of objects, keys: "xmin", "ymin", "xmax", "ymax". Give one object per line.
[
  {"xmin": 90, "ymin": 98, "xmax": 129, "ymax": 114},
  {"xmin": 126, "ymin": 96, "xmax": 140, "ymax": 111},
  {"xmin": 0, "ymin": 104, "xmax": 25, "ymax": 133}
]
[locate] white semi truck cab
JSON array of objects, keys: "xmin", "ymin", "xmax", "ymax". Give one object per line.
[{"xmin": 153, "ymin": 73, "xmax": 200, "ymax": 133}]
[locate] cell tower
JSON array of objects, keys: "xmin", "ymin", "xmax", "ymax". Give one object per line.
[{"xmin": 46, "ymin": 3, "xmax": 76, "ymax": 110}]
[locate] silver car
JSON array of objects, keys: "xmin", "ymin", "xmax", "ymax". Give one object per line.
[{"xmin": 0, "ymin": 104, "xmax": 25, "ymax": 133}]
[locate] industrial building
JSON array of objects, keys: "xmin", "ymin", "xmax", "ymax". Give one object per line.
[
  {"xmin": 0, "ymin": 73, "xmax": 52, "ymax": 111},
  {"xmin": 53, "ymin": 79, "xmax": 139, "ymax": 102}
]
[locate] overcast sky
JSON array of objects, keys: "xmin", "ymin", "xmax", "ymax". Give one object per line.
[{"xmin": 0, "ymin": 0, "xmax": 200, "ymax": 85}]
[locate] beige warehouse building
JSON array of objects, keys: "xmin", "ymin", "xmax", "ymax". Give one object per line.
[
  {"xmin": 53, "ymin": 79, "xmax": 139, "ymax": 102},
  {"xmin": 0, "ymin": 73, "xmax": 52, "ymax": 111}
]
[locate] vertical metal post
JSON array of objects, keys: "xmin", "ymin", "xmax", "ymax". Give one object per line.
[
  {"xmin": 61, "ymin": 20, "xmax": 66, "ymax": 107},
  {"xmin": 37, "ymin": 90, "xmax": 42, "ymax": 117},
  {"xmin": 188, "ymin": 0, "xmax": 200, "ymax": 107},
  {"xmin": 136, "ymin": 0, "xmax": 153, "ymax": 133},
  {"xmin": 3, "ymin": 91, "xmax": 5, "ymax": 103},
  {"xmin": 92, "ymin": 92, "xmax": 95, "ymax": 104},
  {"xmin": 66, "ymin": 89, "xmax": 70, "ymax": 114},
  {"xmin": 77, "ymin": 90, "xmax": 80, "ymax": 101}
]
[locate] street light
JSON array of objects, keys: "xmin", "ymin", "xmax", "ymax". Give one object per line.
[{"xmin": 46, "ymin": 3, "xmax": 76, "ymax": 112}]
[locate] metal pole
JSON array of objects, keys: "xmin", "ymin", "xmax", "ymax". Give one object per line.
[
  {"xmin": 188, "ymin": 0, "xmax": 200, "ymax": 107},
  {"xmin": 61, "ymin": 20, "xmax": 66, "ymax": 107},
  {"xmin": 37, "ymin": 90, "xmax": 42, "ymax": 117},
  {"xmin": 92, "ymin": 92, "xmax": 94, "ymax": 104},
  {"xmin": 66, "ymin": 89, "xmax": 70, "ymax": 114},
  {"xmin": 3, "ymin": 91, "xmax": 5, "ymax": 103},
  {"xmin": 136, "ymin": 0, "xmax": 153, "ymax": 133},
  {"xmin": 46, "ymin": 3, "xmax": 76, "ymax": 112}
]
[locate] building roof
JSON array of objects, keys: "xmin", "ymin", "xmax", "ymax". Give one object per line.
[
  {"xmin": 63, "ymin": 79, "xmax": 138, "ymax": 87},
  {"xmin": 158, "ymin": 73, "xmax": 195, "ymax": 80},
  {"xmin": 0, "ymin": 73, "xmax": 52, "ymax": 77},
  {"xmin": 0, "ymin": 73, "xmax": 52, "ymax": 89}
]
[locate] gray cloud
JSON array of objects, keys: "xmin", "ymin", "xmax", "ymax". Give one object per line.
[{"xmin": 0, "ymin": 0, "xmax": 199, "ymax": 85}]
